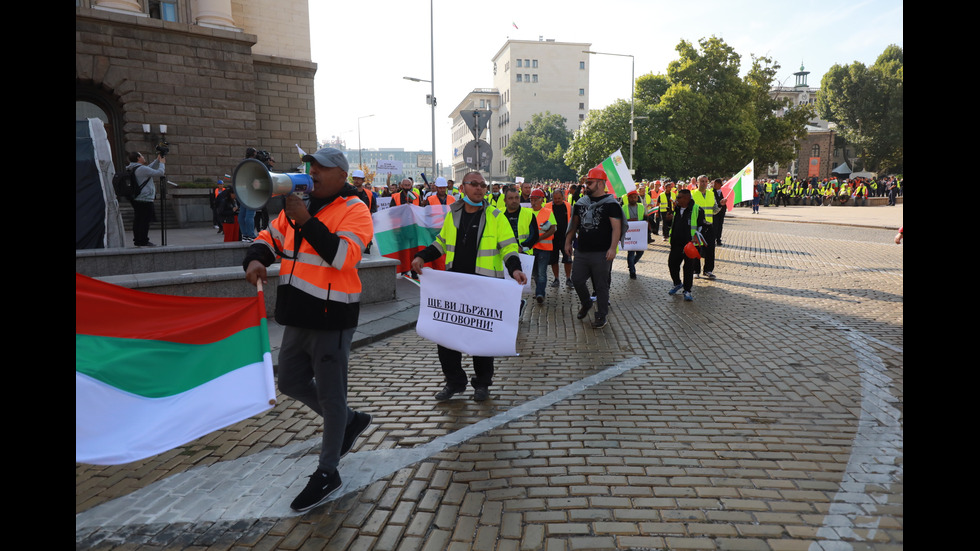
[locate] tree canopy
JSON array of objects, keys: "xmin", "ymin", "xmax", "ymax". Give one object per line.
[
  {"xmin": 566, "ymin": 36, "xmax": 815, "ymax": 180},
  {"xmin": 503, "ymin": 111, "xmax": 577, "ymax": 182},
  {"xmin": 818, "ymin": 45, "xmax": 903, "ymax": 173}
]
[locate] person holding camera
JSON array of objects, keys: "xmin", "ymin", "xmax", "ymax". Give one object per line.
[{"xmin": 125, "ymin": 151, "xmax": 166, "ymax": 247}]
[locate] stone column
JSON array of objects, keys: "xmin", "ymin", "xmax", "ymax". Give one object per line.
[
  {"xmin": 92, "ymin": 0, "xmax": 144, "ymax": 15},
  {"xmin": 192, "ymin": 0, "xmax": 239, "ymax": 31}
]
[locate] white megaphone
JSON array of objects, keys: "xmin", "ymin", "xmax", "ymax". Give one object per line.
[{"xmin": 232, "ymin": 158, "xmax": 313, "ymax": 210}]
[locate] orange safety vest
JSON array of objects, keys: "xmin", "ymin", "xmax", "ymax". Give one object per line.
[
  {"xmin": 392, "ymin": 191, "xmax": 419, "ymax": 206},
  {"xmin": 426, "ymin": 194, "xmax": 456, "ymax": 207},
  {"xmin": 550, "ymin": 200, "xmax": 572, "ymax": 225},
  {"xmin": 532, "ymin": 204, "xmax": 556, "ymax": 251},
  {"xmin": 256, "ymin": 193, "xmax": 373, "ymax": 327}
]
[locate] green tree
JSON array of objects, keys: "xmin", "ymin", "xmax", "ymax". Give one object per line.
[
  {"xmin": 503, "ymin": 111, "xmax": 577, "ymax": 181},
  {"xmin": 563, "ymin": 100, "xmax": 632, "ymax": 177},
  {"xmin": 818, "ymin": 45, "xmax": 903, "ymax": 173},
  {"xmin": 567, "ymin": 36, "xmax": 815, "ymax": 181}
]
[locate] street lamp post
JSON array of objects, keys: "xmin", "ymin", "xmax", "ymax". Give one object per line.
[
  {"xmin": 583, "ymin": 50, "xmax": 635, "ymax": 174},
  {"xmin": 357, "ymin": 114, "xmax": 374, "ymax": 169},
  {"xmin": 402, "ymin": 0, "xmax": 437, "ymax": 180},
  {"xmin": 403, "ymin": 75, "xmax": 437, "ymax": 179}
]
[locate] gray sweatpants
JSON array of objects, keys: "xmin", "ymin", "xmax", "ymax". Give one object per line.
[
  {"xmin": 276, "ymin": 326, "xmax": 356, "ymax": 472},
  {"xmin": 571, "ymin": 250, "xmax": 612, "ymax": 317}
]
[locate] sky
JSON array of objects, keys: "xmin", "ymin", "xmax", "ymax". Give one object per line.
[{"xmin": 308, "ymin": 0, "xmax": 902, "ymax": 165}]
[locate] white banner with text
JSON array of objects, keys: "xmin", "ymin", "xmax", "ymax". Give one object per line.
[
  {"xmin": 416, "ymin": 268, "xmax": 522, "ymax": 357},
  {"xmin": 622, "ymin": 220, "xmax": 648, "ymax": 251}
]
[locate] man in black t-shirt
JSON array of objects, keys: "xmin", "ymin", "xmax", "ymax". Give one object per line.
[{"xmin": 564, "ymin": 166, "xmax": 623, "ymax": 329}]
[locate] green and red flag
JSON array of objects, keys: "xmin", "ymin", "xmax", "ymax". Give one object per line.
[
  {"xmin": 600, "ymin": 149, "xmax": 636, "ymax": 198},
  {"xmin": 720, "ymin": 161, "xmax": 755, "ymax": 211},
  {"xmin": 75, "ymin": 273, "xmax": 276, "ymax": 465}
]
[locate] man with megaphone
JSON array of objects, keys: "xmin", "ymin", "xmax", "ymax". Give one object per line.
[{"xmin": 242, "ymin": 147, "xmax": 374, "ymax": 512}]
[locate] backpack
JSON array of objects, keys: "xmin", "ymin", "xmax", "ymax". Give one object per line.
[{"xmin": 112, "ymin": 166, "xmax": 148, "ymax": 200}]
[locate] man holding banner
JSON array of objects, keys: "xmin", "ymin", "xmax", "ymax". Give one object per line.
[
  {"xmin": 622, "ymin": 190, "xmax": 646, "ymax": 279},
  {"xmin": 691, "ymin": 175, "xmax": 718, "ymax": 280},
  {"xmin": 411, "ymin": 171, "xmax": 527, "ymax": 402}
]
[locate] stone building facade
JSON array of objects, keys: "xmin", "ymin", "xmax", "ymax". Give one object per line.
[{"xmin": 75, "ymin": 0, "xmax": 316, "ymax": 184}]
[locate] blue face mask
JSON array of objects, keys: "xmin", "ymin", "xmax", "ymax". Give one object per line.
[{"xmin": 462, "ymin": 195, "xmax": 484, "ymax": 207}]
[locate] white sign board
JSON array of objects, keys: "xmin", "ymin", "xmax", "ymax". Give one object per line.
[
  {"xmin": 416, "ymin": 269, "xmax": 522, "ymax": 357},
  {"xmin": 503, "ymin": 253, "xmax": 536, "ymax": 295},
  {"xmin": 376, "ymin": 196, "xmax": 393, "ymax": 212},
  {"xmin": 622, "ymin": 220, "xmax": 648, "ymax": 251},
  {"xmin": 417, "ymin": 154, "xmax": 433, "ymax": 169},
  {"xmin": 376, "ymin": 160, "xmax": 403, "ymax": 175}
]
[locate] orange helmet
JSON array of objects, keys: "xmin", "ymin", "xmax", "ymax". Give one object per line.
[
  {"xmin": 684, "ymin": 241, "xmax": 701, "ymax": 259},
  {"xmin": 586, "ymin": 166, "xmax": 607, "ymax": 181}
]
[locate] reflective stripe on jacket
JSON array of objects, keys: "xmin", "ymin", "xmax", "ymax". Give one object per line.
[{"xmin": 433, "ymin": 202, "xmax": 520, "ymax": 278}]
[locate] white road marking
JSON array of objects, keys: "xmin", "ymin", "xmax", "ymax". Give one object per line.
[
  {"xmin": 76, "ymin": 357, "xmax": 647, "ymax": 531},
  {"xmin": 809, "ymin": 316, "xmax": 903, "ymax": 550}
]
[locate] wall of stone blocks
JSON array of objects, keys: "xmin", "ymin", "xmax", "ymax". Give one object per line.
[{"xmin": 76, "ymin": 8, "xmax": 317, "ymax": 184}]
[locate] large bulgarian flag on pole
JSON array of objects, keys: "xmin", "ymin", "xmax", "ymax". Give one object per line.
[
  {"xmin": 372, "ymin": 203, "xmax": 449, "ymax": 273},
  {"xmin": 601, "ymin": 149, "xmax": 636, "ymax": 198},
  {"xmin": 75, "ymin": 273, "xmax": 277, "ymax": 465},
  {"xmin": 721, "ymin": 160, "xmax": 754, "ymax": 212}
]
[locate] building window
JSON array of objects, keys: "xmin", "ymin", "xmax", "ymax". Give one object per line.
[
  {"xmin": 149, "ymin": 0, "xmax": 178, "ymax": 21},
  {"xmin": 516, "ymin": 59, "xmax": 522, "ymax": 68},
  {"xmin": 579, "ymin": 88, "xmax": 585, "ymax": 96},
  {"xmin": 524, "ymin": 74, "xmax": 529, "ymax": 82},
  {"xmin": 579, "ymin": 114, "xmax": 585, "ymax": 121},
  {"xmin": 811, "ymin": 144, "xmax": 820, "ymax": 157},
  {"xmin": 532, "ymin": 59, "xmax": 538, "ymax": 68},
  {"xmin": 579, "ymin": 103, "xmax": 584, "ymax": 109},
  {"xmin": 580, "ymin": 61, "xmax": 585, "ymax": 69},
  {"xmin": 524, "ymin": 59, "xmax": 529, "ymax": 68},
  {"xmin": 532, "ymin": 74, "xmax": 538, "ymax": 83},
  {"xmin": 516, "ymin": 74, "xmax": 522, "ymax": 82}
]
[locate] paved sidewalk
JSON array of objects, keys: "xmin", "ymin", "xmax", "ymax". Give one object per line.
[{"xmin": 77, "ymin": 204, "xmax": 904, "ymax": 550}]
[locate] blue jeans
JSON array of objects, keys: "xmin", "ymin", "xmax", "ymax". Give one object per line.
[
  {"xmin": 239, "ymin": 205, "xmax": 255, "ymax": 238},
  {"xmin": 627, "ymin": 250, "xmax": 644, "ymax": 275},
  {"xmin": 532, "ymin": 249, "xmax": 551, "ymax": 297}
]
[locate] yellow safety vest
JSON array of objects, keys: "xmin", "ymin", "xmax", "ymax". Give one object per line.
[{"xmin": 434, "ymin": 203, "xmax": 520, "ymax": 278}]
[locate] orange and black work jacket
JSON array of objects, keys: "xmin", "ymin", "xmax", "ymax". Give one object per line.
[
  {"xmin": 243, "ymin": 183, "xmax": 373, "ymax": 330},
  {"xmin": 392, "ymin": 189, "xmax": 420, "ymax": 206}
]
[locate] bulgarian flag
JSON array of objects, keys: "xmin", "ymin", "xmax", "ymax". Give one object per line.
[
  {"xmin": 75, "ymin": 274, "xmax": 277, "ymax": 465},
  {"xmin": 373, "ymin": 203, "xmax": 448, "ymax": 273},
  {"xmin": 601, "ymin": 149, "xmax": 636, "ymax": 198},
  {"xmin": 720, "ymin": 160, "xmax": 755, "ymax": 212}
]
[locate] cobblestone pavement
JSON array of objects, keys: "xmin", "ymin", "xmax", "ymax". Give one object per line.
[{"xmin": 77, "ymin": 214, "xmax": 903, "ymax": 551}]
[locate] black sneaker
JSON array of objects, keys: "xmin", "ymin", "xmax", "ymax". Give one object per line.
[
  {"xmin": 472, "ymin": 387, "xmax": 490, "ymax": 401},
  {"xmin": 290, "ymin": 468, "xmax": 341, "ymax": 512},
  {"xmin": 592, "ymin": 315, "xmax": 607, "ymax": 329},
  {"xmin": 340, "ymin": 411, "xmax": 371, "ymax": 457},
  {"xmin": 576, "ymin": 303, "xmax": 592, "ymax": 319},
  {"xmin": 435, "ymin": 384, "xmax": 466, "ymax": 401}
]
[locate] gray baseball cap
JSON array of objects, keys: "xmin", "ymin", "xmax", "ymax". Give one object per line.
[{"xmin": 302, "ymin": 147, "xmax": 349, "ymax": 173}]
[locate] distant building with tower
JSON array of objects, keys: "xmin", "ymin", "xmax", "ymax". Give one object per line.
[{"xmin": 767, "ymin": 65, "xmax": 853, "ymax": 181}]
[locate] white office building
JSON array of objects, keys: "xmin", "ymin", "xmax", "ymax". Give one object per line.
[{"xmin": 449, "ymin": 38, "xmax": 591, "ymax": 182}]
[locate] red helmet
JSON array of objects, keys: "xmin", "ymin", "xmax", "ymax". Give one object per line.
[
  {"xmin": 684, "ymin": 241, "xmax": 701, "ymax": 259},
  {"xmin": 586, "ymin": 166, "xmax": 607, "ymax": 181}
]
